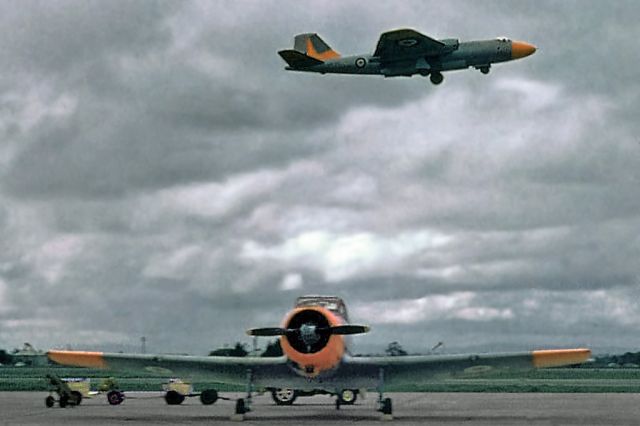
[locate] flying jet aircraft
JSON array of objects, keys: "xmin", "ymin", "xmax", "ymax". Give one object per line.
[
  {"xmin": 278, "ymin": 29, "xmax": 536, "ymax": 85},
  {"xmin": 48, "ymin": 295, "xmax": 589, "ymax": 420}
]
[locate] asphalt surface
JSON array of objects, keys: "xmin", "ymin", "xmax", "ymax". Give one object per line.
[{"xmin": 2, "ymin": 392, "xmax": 640, "ymax": 425}]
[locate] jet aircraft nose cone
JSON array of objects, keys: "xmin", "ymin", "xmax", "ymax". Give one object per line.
[{"xmin": 511, "ymin": 41, "xmax": 537, "ymax": 59}]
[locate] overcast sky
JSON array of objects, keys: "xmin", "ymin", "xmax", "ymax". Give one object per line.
[{"xmin": 1, "ymin": 0, "xmax": 639, "ymax": 356}]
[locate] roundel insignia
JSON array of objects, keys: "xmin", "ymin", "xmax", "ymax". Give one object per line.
[
  {"xmin": 355, "ymin": 57, "xmax": 366, "ymax": 68},
  {"xmin": 398, "ymin": 38, "xmax": 418, "ymax": 47}
]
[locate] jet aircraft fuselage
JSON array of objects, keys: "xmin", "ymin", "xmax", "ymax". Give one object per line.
[{"xmin": 279, "ymin": 30, "xmax": 536, "ymax": 85}]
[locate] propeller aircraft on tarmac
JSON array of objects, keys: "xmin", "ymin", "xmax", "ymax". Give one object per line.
[
  {"xmin": 278, "ymin": 29, "xmax": 537, "ymax": 85},
  {"xmin": 48, "ymin": 295, "xmax": 590, "ymax": 420}
]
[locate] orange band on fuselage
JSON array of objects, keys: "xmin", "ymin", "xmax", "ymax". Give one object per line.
[
  {"xmin": 47, "ymin": 350, "xmax": 107, "ymax": 369},
  {"xmin": 280, "ymin": 306, "xmax": 345, "ymax": 376}
]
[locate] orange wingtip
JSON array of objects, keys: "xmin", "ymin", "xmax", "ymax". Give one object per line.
[
  {"xmin": 532, "ymin": 348, "xmax": 591, "ymax": 368},
  {"xmin": 47, "ymin": 350, "xmax": 107, "ymax": 369}
]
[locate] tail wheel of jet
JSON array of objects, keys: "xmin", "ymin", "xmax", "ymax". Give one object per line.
[
  {"xmin": 430, "ymin": 72, "xmax": 444, "ymax": 85},
  {"xmin": 338, "ymin": 389, "xmax": 357, "ymax": 405},
  {"xmin": 107, "ymin": 390, "xmax": 125, "ymax": 405},
  {"xmin": 200, "ymin": 389, "xmax": 218, "ymax": 405},
  {"xmin": 271, "ymin": 388, "xmax": 297, "ymax": 405},
  {"xmin": 45, "ymin": 396, "xmax": 55, "ymax": 408},
  {"xmin": 165, "ymin": 390, "xmax": 186, "ymax": 405}
]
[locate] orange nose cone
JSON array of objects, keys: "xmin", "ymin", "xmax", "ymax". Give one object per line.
[{"xmin": 511, "ymin": 41, "xmax": 537, "ymax": 59}]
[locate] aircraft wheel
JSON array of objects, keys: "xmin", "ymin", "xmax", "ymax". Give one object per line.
[
  {"xmin": 381, "ymin": 397, "xmax": 392, "ymax": 415},
  {"xmin": 71, "ymin": 391, "xmax": 83, "ymax": 406},
  {"xmin": 45, "ymin": 396, "xmax": 55, "ymax": 408},
  {"xmin": 271, "ymin": 388, "xmax": 297, "ymax": 405},
  {"xmin": 59, "ymin": 394, "xmax": 69, "ymax": 408},
  {"xmin": 165, "ymin": 390, "xmax": 185, "ymax": 405},
  {"xmin": 235, "ymin": 398, "xmax": 247, "ymax": 415},
  {"xmin": 107, "ymin": 390, "xmax": 124, "ymax": 405},
  {"xmin": 430, "ymin": 72, "xmax": 444, "ymax": 85},
  {"xmin": 338, "ymin": 389, "xmax": 357, "ymax": 405},
  {"xmin": 200, "ymin": 389, "xmax": 218, "ymax": 405},
  {"xmin": 480, "ymin": 66, "xmax": 490, "ymax": 74}
]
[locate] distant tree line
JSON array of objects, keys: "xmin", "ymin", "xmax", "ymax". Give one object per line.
[
  {"xmin": 0, "ymin": 350, "xmax": 12, "ymax": 365},
  {"xmin": 589, "ymin": 352, "xmax": 640, "ymax": 368},
  {"xmin": 208, "ymin": 340, "xmax": 284, "ymax": 357}
]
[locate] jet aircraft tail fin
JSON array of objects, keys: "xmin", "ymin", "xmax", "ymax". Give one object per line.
[
  {"xmin": 293, "ymin": 33, "xmax": 340, "ymax": 61},
  {"xmin": 278, "ymin": 33, "xmax": 340, "ymax": 68}
]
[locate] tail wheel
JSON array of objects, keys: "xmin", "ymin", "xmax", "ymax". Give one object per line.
[
  {"xmin": 338, "ymin": 389, "xmax": 357, "ymax": 405},
  {"xmin": 45, "ymin": 396, "xmax": 55, "ymax": 408},
  {"xmin": 271, "ymin": 388, "xmax": 297, "ymax": 405},
  {"xmin": 165, "ymin": 390, "xmax": 186, "ymax": 405},
  {"xmin": 200, "ymin": 389, "xmax": 218, "ymax": 405},
  {"xmin": 480, "ymin": 66, "xmax": 490, "ymax": 74}
]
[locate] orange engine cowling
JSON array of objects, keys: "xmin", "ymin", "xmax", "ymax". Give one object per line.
[{"xmin": 280, "ymin": 306, "xmax": 345, "ymax": 377}]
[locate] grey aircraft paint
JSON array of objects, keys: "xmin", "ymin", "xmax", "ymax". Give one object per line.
[{"xmin": 278, "ymin": 29, "xmax": 536, "ymax": 85}]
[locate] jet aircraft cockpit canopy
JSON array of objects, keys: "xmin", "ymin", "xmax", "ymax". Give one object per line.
[
  {"xmin": 294, "ymin": 295, "xmax": 350, "ymax": 321},
  {"xmin": 496, "ymin": 37, "xmax": 511, "ymax": 42}
]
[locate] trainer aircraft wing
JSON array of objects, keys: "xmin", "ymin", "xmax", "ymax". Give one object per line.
[
  {"xmin": 341, "ymin": 349, "xmax": 591, "ymax": 387},
  {"xmin": 47, "ymin": 350, "xmax": 289, "ymax": 386},
  {"xmin": 373, "ymin": 28, "xmax": 446, "ymax": 62}
]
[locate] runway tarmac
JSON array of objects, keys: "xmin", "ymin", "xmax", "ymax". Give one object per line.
[{"xmin": 2, "ymin": 391, "xmax": 639, "ymax": 426}]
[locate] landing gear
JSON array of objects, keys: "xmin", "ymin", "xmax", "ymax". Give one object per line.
[
  {"xmin": 338, "ymin": 389, "xmax": 358, "ymax": 405},
  {"xmin": 165, "ymin": 390, "xmax": 186, "ymax": 405},
  {"xmin": 430, "ymin": 72, "xmax": 444, "ymax": 85},
  {"xmin": 479, "ymin": 65, "xmax": 491, "ymax": 74},
  {"xmin": 107, "ymin": 390, "xmax": 125, "ymax": 405},
  {"xmin": 377, "ymin": 368, "xmax": 393, "ymax": 419},
  {"xmin": 45, "ymin": 396, "xmax": 55, "ymax": 408},
  {"xmin": 235, "ymin": 398, "xmax": 247, "ymax": 415},
  {"xmin": 381, "ymin": 397, "xmax": 393, "ymax": 415},
  {"xmin": 271, "ymin": 388, "xmax": 297, "ymax": 405},
  {"xmin": 231, "ymin": 369, "xmax": 253, "ymax": 421}
]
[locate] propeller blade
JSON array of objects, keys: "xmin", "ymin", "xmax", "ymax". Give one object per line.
[
  {"xmin": 246, "ymin": 327, "xmax": 287, "ymax": 336},
  {"xmin": 329, "ymin": 325, "xmax": 370, "ymax": 335}
]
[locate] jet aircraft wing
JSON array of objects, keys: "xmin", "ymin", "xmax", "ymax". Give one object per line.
[
  {"xmin": 341, "ymin": 349, "xmax": 591, "ymax": 387},
  {"xmin": 373, "ymin": 28, "xmax": 446, "ymax": 62},
  {"xmin": 47, "ymin": 350, "xmax": 289, "ymax": 386}
]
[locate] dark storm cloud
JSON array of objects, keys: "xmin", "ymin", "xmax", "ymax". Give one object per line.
[
  {"xmin": 1, "ymin": 0, "xmax": 639, "ymax": 354},
  {"xmin": 0, "ymin": 0, "xmax": 176, "ymax": 77}
]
